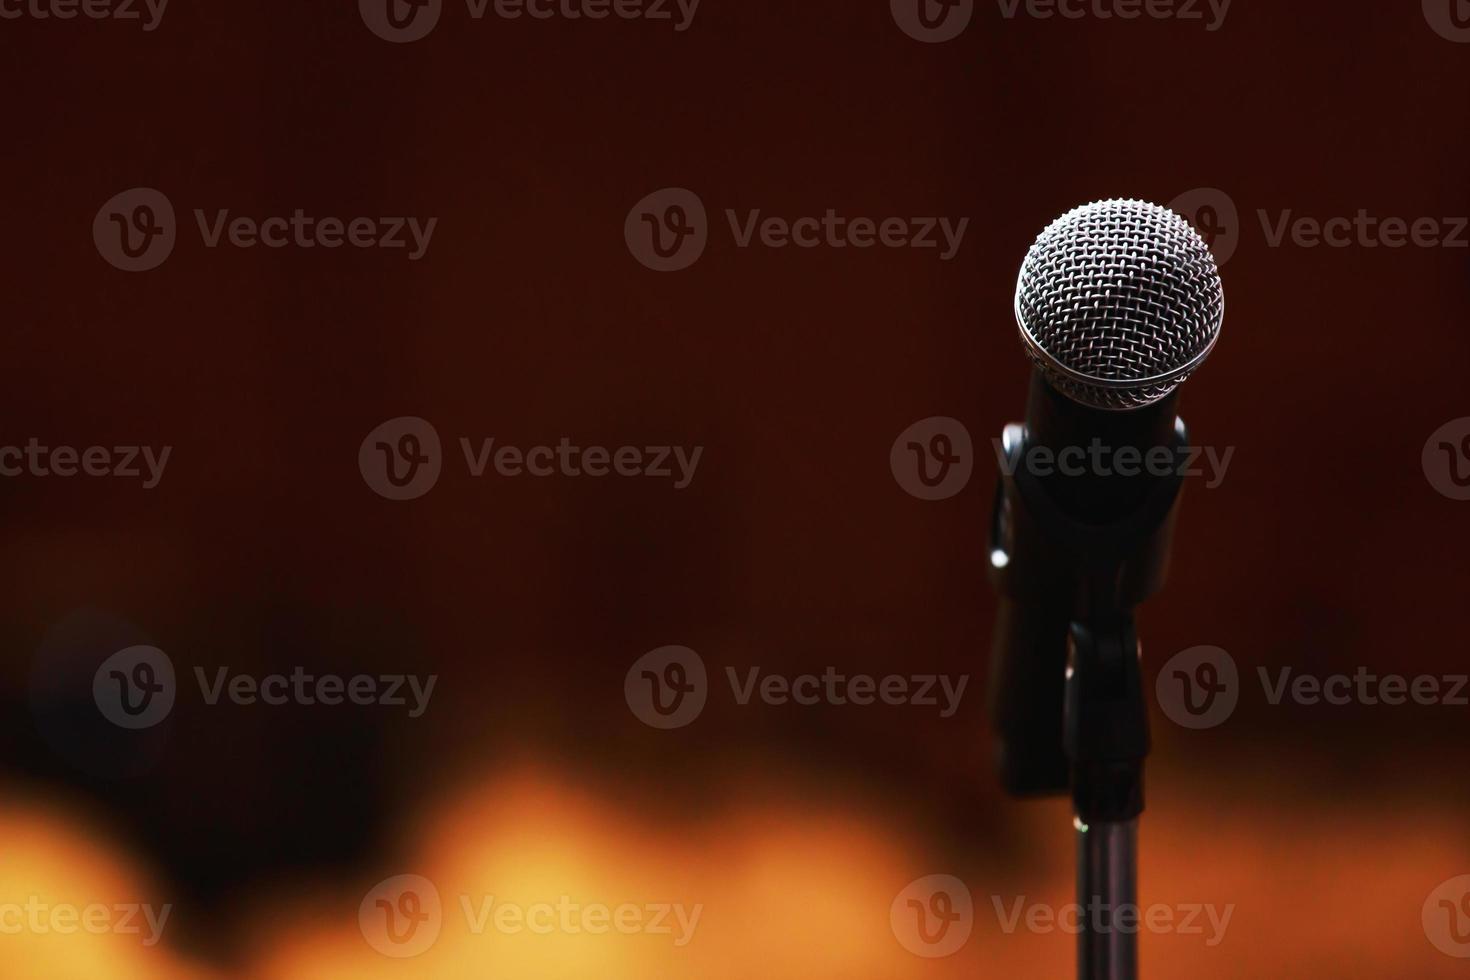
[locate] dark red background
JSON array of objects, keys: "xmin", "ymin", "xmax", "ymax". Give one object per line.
[{"xmin": 2, "ymin": 1, "xmax": 1469, "ymax": 976}]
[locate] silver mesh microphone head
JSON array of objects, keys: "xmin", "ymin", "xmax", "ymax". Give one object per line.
[{"xmin": 1014, "ymin": 199, "xmax": 1224, "ymax": 411}]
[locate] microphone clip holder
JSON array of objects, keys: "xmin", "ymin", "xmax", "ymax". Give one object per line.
[
  {"xmin": 1066, "ymin": 617, "xmax": 1148, "ymax": 825},
  {"xmin": 988, "ymin": 396, "xmax": 1192, "ymax": 980},
  {"xmin": 988, "ymin": 408, "xmax": 1187, "ymax": 796}
]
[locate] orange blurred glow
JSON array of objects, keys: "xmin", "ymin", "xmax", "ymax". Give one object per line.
[
  {"xmin": 0, "ymin": 797, "xmax": 214, "ymax": 980},
  {"xmin": 5, "ymin": 768, "xmax": 1469, "ymax": 978},
  {"xmin": 238, "ymin": 767, "xmax": 1470, "ymax": 979}
]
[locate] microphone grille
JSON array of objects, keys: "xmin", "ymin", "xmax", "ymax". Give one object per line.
[{"xmin": 1015, "ymin": 199, "xmax": 1224, "ymax": 411}]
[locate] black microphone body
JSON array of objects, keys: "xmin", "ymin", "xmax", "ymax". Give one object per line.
[
  {"xmin": 987, "ymin": 371, "xmax": 1188, "ymax": 797},
  {"xmin": 988, "ymin": 200, "xmax": 1223, "ymax": 980}
]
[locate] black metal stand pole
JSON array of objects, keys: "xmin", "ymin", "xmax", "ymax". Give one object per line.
[
  {"xmin": 1065, "ymin": 619, "xmax": 1150, "ymax": 980},
  {"xmin": 988, "ymin": 395, "xmax": 1185, "ymax": 980},
  {"xmin": 1077, "ymin": 817, "xmax": 1138, "ymax": 978}
]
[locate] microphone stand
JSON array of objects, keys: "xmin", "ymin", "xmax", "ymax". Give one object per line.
[
  {"xmin": 1067, "ymin": 617, "xmax": 1148, "ymax": 980},
  {"xmin": 988, "ymin": 379, "xmax": 1189, "ymax": 980}
]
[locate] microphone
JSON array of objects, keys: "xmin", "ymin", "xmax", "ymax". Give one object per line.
[{"xmin": 988, "ymin": 199, "xmax": 1225, "ymax": 798}]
